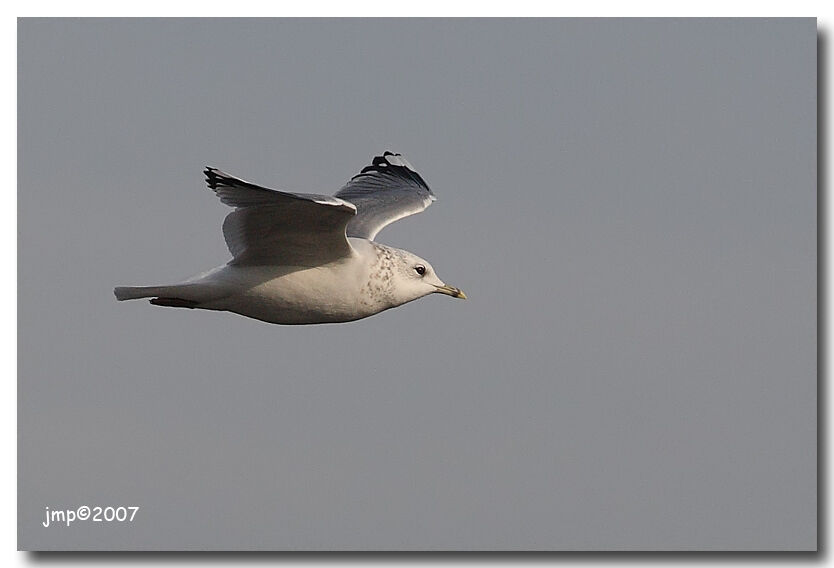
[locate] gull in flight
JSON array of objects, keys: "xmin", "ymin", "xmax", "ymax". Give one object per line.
[{"xmin": 114, "ymin": 152, "xmax": 466, "ymax": 325}]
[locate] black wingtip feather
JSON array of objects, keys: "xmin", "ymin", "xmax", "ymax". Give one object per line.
[
  {"xmin": 354, "ymin": 151, "xmax": 431, "ymax": 192},
  {"xmin": 204, "ymin": 166, "xmax": 221, "ymax": 189},
  {"xmin": 203, "ymin": 167, "xmax": 265, "ymax": 193}
]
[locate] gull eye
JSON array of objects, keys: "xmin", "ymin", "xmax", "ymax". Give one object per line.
[{"xmin": 414, "ymin": 265, "xmax": 426, "ymax": 276}]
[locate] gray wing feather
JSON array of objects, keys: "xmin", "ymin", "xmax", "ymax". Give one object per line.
[
  {"xmin": 334, "ymin": 152, "xmax": 436, "ymax": 240},
  {"xmin": 205, "ymin": 168, "xmax": 357, "ymax": 266}
]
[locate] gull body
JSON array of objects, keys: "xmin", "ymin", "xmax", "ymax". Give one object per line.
[{"xmin": 115, "ymin": 152, "xmax": 465, "ymax": 325}]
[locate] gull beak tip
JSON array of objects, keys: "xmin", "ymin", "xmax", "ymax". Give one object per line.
[{"xmin": 435, "ymin": 284, "xmax": 467, "ymax": 299}]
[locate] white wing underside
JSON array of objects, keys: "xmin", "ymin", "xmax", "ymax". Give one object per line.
[
  {"xmin": 204, "ymin": 152, "xmax": 436, "ymax": 266},
  {"xmin": 335, "ymin": 152, "xmax": 436, "ymax": 240}
]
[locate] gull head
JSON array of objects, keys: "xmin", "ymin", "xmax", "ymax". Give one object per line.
[{"xmin": 387, "ymin": 249, "xmax": 467, "ymax": 305}]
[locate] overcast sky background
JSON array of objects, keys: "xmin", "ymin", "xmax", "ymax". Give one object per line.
[{"xmin": 19, "ymin": 19, "xmax": 816, "ymax": 550}]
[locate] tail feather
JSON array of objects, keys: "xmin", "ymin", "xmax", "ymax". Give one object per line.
[
  {"xmin": 114, "ymin": 285, "xmax": 176, "ymax": 301},
  {"xmin": 114, "ymin": 283, "xmax": 222, "ymax": 306}
]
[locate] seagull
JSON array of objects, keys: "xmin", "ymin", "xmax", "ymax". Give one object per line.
[{"xmin": 114, "ymin": 152, "xmax": 466, "ymax": 325}]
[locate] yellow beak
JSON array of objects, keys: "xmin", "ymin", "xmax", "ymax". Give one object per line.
[{"xmin": 434, "ymin": 284, "xmax": 467, "ymax": 299}]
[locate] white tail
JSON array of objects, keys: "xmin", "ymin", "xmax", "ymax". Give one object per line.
[
  {"xmin": 114, "ymin": 285, "xmax": 183, "ymax": 301},
  {"xmin": 114, "ymin": 282, "xmax": 227, "ymax": 308}
]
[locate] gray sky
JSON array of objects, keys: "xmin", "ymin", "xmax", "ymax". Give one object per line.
[{"xmin": 19, "ymin": 18, "xmax": 816, "ymax": 550}]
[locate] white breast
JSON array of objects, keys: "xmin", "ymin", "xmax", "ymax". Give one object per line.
[{"xmin": 197, "ymin": 240, "xmax": 388, "ymax": 324}]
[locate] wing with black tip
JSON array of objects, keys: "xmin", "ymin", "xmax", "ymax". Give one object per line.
[
  {"xmin": 204, "ymin": 167, "xmax": 357, "ymax": 266},
  {"xmin": 334, "ymin": 152, "xmax": 436, "ymax": 240}
]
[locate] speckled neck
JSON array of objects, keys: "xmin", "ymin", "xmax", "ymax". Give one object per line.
[{"xmin": 359, "ymin": 243, "xmax": 406, "ymax": 309}]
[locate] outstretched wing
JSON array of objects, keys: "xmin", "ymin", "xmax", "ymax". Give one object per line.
[
  {"xmin": 205, "ymin": 167, "xmax": 357, "ymax": 267},
  {"xmin": 334, "ymin": 152, "xmax": 436, "ymax": 240}
]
